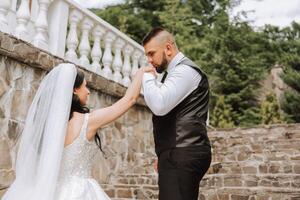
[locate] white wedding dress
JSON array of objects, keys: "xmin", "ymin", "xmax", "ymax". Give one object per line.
[{"xmin": 55, "ymin": 114, "xmax": 111, "ymax": 200}]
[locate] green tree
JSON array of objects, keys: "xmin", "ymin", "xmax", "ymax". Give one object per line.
[
  {"xmin": 271, "ymin": 22, "xmax": 300, "ymax": 122},
  {"xmin": 200, "ymin": 18, "xmax": 273, "ymax": 126},
  {"xmin": 91, "ymin": 1, "xmax": 299, "ymax": 126},
  {"xmin": 91, "ymin": 0, "xmax": 166, "ymax": 43},
  {"xmin": 261, "ymin": 92, "xmax": 283, "ymax": 124},
  {"xmin": 281, "ymin": 55, "xmax": 300, "ymax": 122},
  {"xmin": 211, "ymin": 95, "xmax": 234, "ymax": 128},
  {"xmin": 158, "ymin": 0, "xmax": 195, "ymax": 48}
]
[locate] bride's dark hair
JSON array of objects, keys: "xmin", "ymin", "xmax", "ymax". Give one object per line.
[{"xmin": 69, "ymin": 69, "xmax": 103, "ymax": 152}]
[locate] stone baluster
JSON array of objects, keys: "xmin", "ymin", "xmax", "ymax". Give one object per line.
[
  {"xmin": 33, "ymin": 0, "xmax": 51, "ymax": 50},
  {"xmin": 112, "ymin": 38, "xmax": 125, "ymax": 83},
  {"xmin": 139, "ymin": 54, "xmax": 148, "ymax": 67},
  {"xmin": 47, "ymin": 0, "xmax": 69, "ymax": 57},
  {"xmin": 91, "ymin": 25, "xmax": 105, "ymax": 75},
  {"xmin": 122, "ymin": 44, "xmax": 134, "ymax": 87},
  {"xmin": 79, "ymin": 17, "xmax": 93, "ymax": 68},
  {"xmin": 14, "ymin": 0, "xmax": 31, "ymax": 41},
  {"xmin": 101, "ymin": 32, "xmax": 116, "ymax": 79},
  {"xmin": 65, "ymin": 9, "xmax": 82, "ymax": 64},
  {"xmin": 0, "ymin": 0, "xmax": 11, "ymax": 33},
  {"xmin": 139, "ymin": 54, "xmax": 148, "ymax": 95},
  {"xmin": 130, "ymin": 50, "xmax": 142, "ymax": 79}
]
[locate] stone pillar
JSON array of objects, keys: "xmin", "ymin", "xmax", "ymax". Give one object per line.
[
  {"xmin": 14, "ymin": 0, "xmax": 31, "ymax": 41},
  {"xmin": 47, "ymin": 0, "xmax": 69, "ymax": 57},
  {"xmin": 65, "ymin": 9, "xmax": 82, "ymax": 64},
  {"xmin": 79, "ymin": 17, "xmax": 93, "ymax": 68},
  {"xmin": 130, "ymin": 50, "xmax": 142, "ymax": 79},
  {"xmin": 0, "ymin": 0, "xmax": 11, "ymax": 33},
  {"xmin": 112, "ymin": 38, "xmax": 125, "ymax": 83},
  {"xmin": 122, "ymin": 44, "xmax": 134, "ymax": 87},
  {"xmin": 32, "ymin": 0, "xmax": 51, "ymax": 51},
  {"xmin": 102, "ymin": 31, "xmax": 116, "ymax": 79},
  {"xmin": 91, "ymin": 25, "xmax": 105, "ymax": 75}
]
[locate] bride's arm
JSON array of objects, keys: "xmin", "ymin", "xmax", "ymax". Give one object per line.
[{"xmin": 87, "ymin": 66, "xmax": 155, "ymax": 140}]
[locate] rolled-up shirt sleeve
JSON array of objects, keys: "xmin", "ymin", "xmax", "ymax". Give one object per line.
[{"xmin": 142, "ymin": 65, "xmax": 202, "ymax": 116}]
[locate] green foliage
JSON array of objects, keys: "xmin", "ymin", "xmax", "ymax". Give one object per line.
[
  {"xmin": 269, "ymin": 22, "xmax": 300, "ymax": 123},
  {"xmin": 281, "ymin": 58, "xmax": 300, "ymax": 122},
  {"xmin": 157, "ymin": 0, "xmax": 195, "ymax": 48},
  {"xmin": 90, "ymin": 3, "xmax": 155, "ymax": 43},
  {"xmin": 238, "ymin": 107, "xmax": 262, "ymax": 127},
  {"xmin": 211, "ymin": 95, "xmax": 234, "ymax": 128},
  {"xmin": 282, "ymin": 90, "xmax": 300, "ymax": 122},
  {"xmin": 91, "ymin": 1, "xmax": 300, "ymax": 126},
  {"xmin": 200, "ymin": 19, "xmax": 274, "ymax": 126},
  {"xmin": 261, "ymin": 92, "xmax": 283, "ymax": 124}
]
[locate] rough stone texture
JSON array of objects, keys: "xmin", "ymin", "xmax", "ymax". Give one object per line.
[
  {"xmin": 1, "ymin": 32, "xmax": 300, "ymax": 200},
  {"xmin": 199, "ymin": 125, "xmax": 300, "ymax": 200},
  {"xmin": 259, "ymin": 65, "xmax": 288, "ymax": 106},
  {"xmin": 271, "ymin": 66, "xmax": 288, "ymax": 103}
]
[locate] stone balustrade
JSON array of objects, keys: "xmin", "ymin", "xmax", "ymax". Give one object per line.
[{"xmin": 0, "ymin": 0, "xmax": 148, "ymax": 87}]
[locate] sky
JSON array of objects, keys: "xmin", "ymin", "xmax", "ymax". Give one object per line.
[
  {"xmin": 74, "ymin": 0, "xmax": 300, "ymax": 28},
  {"xmin": 73, "ymin": 0, "xmax": 125, "ymax": 8},
  {"xmin": 231, "ymin": 0, "xmax": 300, "ymax": 28}
]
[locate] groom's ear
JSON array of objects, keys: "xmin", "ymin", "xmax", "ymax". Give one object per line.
[{"xmin": 164, "ymin": 42, "xmax": 173, "ymax": 57}]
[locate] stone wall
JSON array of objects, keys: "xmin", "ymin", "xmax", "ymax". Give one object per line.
[{"xmin": 201, "ymin": 124, "xmax": 300, "ymax": 200}]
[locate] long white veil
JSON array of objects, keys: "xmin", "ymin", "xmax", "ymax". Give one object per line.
[{"xmin": 2, "ymin": 63, "xmax": 77, "ymax": 200}]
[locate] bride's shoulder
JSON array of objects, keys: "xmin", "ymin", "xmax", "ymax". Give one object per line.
[
  {"xmin": 71, "ymin": 112, "xmax": 86, "ymax": 120},
  {"xmin": 68, "ymin": 113, "xmax": 86, "ymax": 129},
  {"xmin": 65, "ymin": 113, "xmax": 86, "ymax": 146}
]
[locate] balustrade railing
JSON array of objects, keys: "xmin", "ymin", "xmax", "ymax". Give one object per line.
[{"xmin": 0, "ymin": 0, "xmax": 148, "ymax": 87}]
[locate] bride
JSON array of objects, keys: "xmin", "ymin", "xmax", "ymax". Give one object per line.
[{"xmin": 2, "ymin": 63, "xmax": 155, "ymax": 200}]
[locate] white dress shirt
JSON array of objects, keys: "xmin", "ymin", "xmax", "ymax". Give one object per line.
[{"xmin": 142, "ymin": 52, "xmax": 202, "ymax": 116}]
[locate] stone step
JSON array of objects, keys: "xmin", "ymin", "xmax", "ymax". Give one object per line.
[
  {"xmin": 101, "ymin": 183, "xmax": 158, "ymax": 199},
  {"xmin": 209, "ymin": 134, "xmax": 300, "ymax": 144},
  {"xmin": 212, "ymin": 139, "xmax": 300, "ymax": 153},
  {"xmin": 199, "ymin": 187, "xmax": 300, "ymax": 200},
  {"xmin": 209, "ymin": 161, "xmax": 300, "ymax": 175},
  {"xmin": 109, "ymin": 174, "xmax": 158, "ymax": 185},
  {"xmin": 201, "ymin": 174, "xmax": 300, "ymax": 189},
  {"xmin": 212, "ymin": 149, "xmax": 300, "ymax": 163},
  {"xmin": 104, "ymin": 184, "xmax": 300, "ymax": 200},
  {"xmin": 209, "ymin": 125, "xmax": 300, "ymax": 141},
  {"xmin": 109, "ymin": 173, "xmax": 300, "ymax": 189}
]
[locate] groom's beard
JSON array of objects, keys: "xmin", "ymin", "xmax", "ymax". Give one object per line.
[{"xmin": 156, "ymin": 53, "xmax": 168, "ymax": 74}]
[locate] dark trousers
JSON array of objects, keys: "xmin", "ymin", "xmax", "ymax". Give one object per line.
[{"xmin": 158, "ymin": 146, "xmax": 211, "ymax": 200}]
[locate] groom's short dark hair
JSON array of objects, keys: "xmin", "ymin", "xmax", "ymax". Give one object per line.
[{"xmin": 142, "ymin": 27, "xmax": 165, "ymax": 46}]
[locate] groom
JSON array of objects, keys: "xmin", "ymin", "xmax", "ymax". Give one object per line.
[{"xmin": 141, "ymin": 27, "xmax": 212, "ymax": 200}]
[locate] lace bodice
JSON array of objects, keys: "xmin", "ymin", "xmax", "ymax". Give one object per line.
[{"xmin": 58, "ymin": 114, "xmax": 98, "ymax": 181}]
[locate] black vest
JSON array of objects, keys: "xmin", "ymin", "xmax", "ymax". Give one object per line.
[{"xmin": 152, "ymin": 57, "xmax": 211, "ymax": 156}]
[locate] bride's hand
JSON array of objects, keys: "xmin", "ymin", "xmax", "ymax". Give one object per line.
[{"xmin": 139, "ymin": 66, "xmax": 156, "ymax": 77}]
